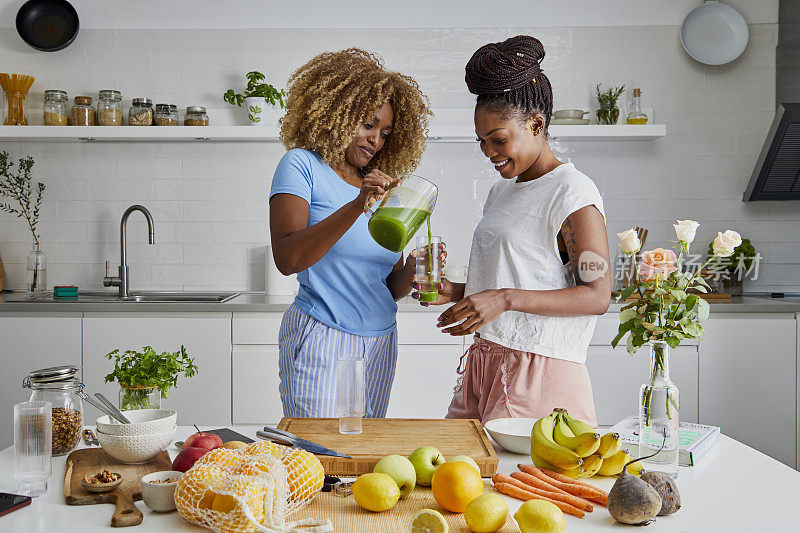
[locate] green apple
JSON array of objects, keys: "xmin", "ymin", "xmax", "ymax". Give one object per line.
[
  {"xmin": 373, "ymin": 454, "xmax": 416, "ymax": 498},
  {"xmin": 408, "ymin": 446, "xmax": 445, "ymax": 487},
  {"xmin": 448, "ymin": 455, "xmax": 481, "ymax": 475}
]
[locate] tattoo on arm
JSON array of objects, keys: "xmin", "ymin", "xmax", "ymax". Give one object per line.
[{"xmin": 561, "ymin": 216, "xmax": 583, "ymax": 286}]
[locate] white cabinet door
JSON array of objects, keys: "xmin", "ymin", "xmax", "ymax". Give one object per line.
[
  {"xmin": 232, "ymin": 345, "xmax": 283, "ymax": 425},
  {"xmin": 586, "ymin": 345, "xmax": 699, "ymax": 427},
  {"xmin": 0, "ymin": 312, "xmax": 82, "ymax": 449},
  {"xmin": 386, "ymin": 345, "xmax": 462, "ymax": 419},
  {"xmin": 700, "ymin": 314, "xmax": 797, "ymax": 469},
  {"xmin": 82, "ymin": 313, "xmax": 232, "ymax": 427}
]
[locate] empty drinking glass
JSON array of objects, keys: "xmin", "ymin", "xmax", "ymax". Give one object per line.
[
  {"xmin": 416, "ymin": 235, "xmax": 442, "ymax": 303},
  {"xmin": 337, "ymin": 357, "xmax": 365, "ymax": 435},
  {"xmin": 14, "ymin": 401, "xmax": 52, "ymax": 497}
]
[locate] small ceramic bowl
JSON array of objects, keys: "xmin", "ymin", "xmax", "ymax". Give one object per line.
[
  {"xmin": 96, "ymin": 409, "xmax": 177, "ymax": 437},
  {"xmin": 484, "ymin": 417, "xmax": 536, "ymax": 455},
  {"xmin": 552, "ymin": 109, "xmax": 588, "ymax": 119},
  {"xmin": 96, "ymin": 425, "xmax": 176, "ymax": 464},
  {"xmin": 81, "ymin": 473, "xmax": 123, "ymax": 493},
  {"xmin": 140, "ymin": 471, "xmax": 183, "ymax": 512}
]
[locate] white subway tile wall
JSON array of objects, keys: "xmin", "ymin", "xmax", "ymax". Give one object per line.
[{"xmin": 1, "ymin": 25, "xmax": 797, "ymax": 293}]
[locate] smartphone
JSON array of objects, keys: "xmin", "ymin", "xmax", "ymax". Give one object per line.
[{"xmin": 0, "ymin": 493, "xmax": 32, "ymax": 518}]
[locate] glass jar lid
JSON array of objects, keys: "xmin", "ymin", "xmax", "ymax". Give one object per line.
[
  {"xmin": 99, "ymin": 90, "xmax": 122, "ymax": 100},
  {"xmin": 155, "ymin": 103, "xmax": 177, "ymax": 112},
  {"xmin": 186, "ymin": 106, "xmax": 206, "ymax": 114},
  {"xmin": 131, "ymin": 97, "xmax": 153, "ymax": 107},
  {"xmin": 74, "ymin": 96, "xmax": 92, "ymax": 105},
  {"xmin": 23, "ymin": 365, "xmax": 82, "ymax": 390},
  {"xmin": 44, "ymin": 89, "xmax": 67, "ymax": 99}
]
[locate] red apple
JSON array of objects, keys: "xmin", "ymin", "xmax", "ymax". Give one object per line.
[
  {"xmin": 184, "ymin": 430, "xmax": 223, "ymax": 452},
  {"xmin": 172, "ymin": 447, "xmax": 208, "ymax": 472}
]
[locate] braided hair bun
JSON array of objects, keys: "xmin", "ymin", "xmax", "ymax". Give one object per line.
[{"xmin": 465, "ymin": 35, "xmax": 553, "ymax": 128}]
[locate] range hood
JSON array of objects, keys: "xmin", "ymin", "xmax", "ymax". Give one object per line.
[{"xmin": 743, "ymin": 103, "xmax": 800, "ymax": 201}]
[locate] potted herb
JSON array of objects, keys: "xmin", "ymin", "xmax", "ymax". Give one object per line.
[
  {"xmin": 705, "ymin": 237, "xmax": 756, "ymax": 296},
  {"xmin": 223, "ymin": 71, "xmax": 286, "ymax": 126},
  {"xmin": 105, "ymin": 345, "xmax": 198, "ymax": 411},
  {"xmin": 0, "ymin": 151, "xmax": 46, "ymax": 293},
  {"xmin": 595, "ymin": 84, "xmax": 625, "ymax": 124}
]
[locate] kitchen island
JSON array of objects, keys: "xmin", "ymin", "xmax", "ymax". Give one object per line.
[{"xmin": 1, "ymin": 425, "xmax": 798, "ymax": 532}]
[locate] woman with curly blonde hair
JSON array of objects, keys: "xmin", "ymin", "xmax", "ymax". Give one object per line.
[{"xmin": 270, "ymin": 48, "xmax": 434, "ymax": 418}]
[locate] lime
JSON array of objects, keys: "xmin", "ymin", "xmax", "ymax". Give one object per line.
[
  {"xmin": 410, "ymin": 508, "xmax": 449, "ymax": 533},
  {"xmin": 464, "ymin": 493, "xmax": 509, "ymax": 532},
  {"xmin": 514, "ymin": 499, "xmax": 565, "ymax": 533}
]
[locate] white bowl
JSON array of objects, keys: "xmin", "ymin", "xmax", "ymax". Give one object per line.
[
  {"xmin": 140, "ymin": 470, "xmax": 183, "ymax": 512},
  {"xmin": 553, "ymin": 109, "xmax": 587, "ymax": 119},
  {"xmin": 96, "ymin": 425, "xmax": 176, "ymax": 464},
  {"xmin": 484, "ymin": 417, "xmax": 535, "ymax": 455},
  {"xmin": 96, "ymin": 409, "xmax": 177, "ymax": 437}
]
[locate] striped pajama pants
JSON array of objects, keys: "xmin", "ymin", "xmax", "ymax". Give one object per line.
[{"xmin": 278, "ymin": 303, "xmax": 398, "ymax": 418}]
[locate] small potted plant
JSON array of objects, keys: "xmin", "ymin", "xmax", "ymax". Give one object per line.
[
  {"xmin": 223, "ymin": 71, "xmax": 286, "ymax": 126},
  {"xmin": 0, "ymin": 151, "xmax": 46, "ymax": 294},
  {"xmin": 105, "ymin": 345, "xmax": 198, "ymax": 411},
  {"xmin": 705, "ymin": 237, "xmax": 756, "ymax": 296},
  {"xmin": 595, "ymin": 84, "xmax": 625, "ymax": 125}
]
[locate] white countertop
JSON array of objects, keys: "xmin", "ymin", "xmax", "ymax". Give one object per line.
[{"xmin": 1, "ymin": 425, "xmax": 799, "ymax": 532}]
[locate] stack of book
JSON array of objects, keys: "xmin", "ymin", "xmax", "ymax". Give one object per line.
[{"xmin": 607, "ymin": 416, "xmax": 721, "ymax": 466}]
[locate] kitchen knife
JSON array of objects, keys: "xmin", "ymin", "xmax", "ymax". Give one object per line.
[{"xmin": 257, "ymin": 428, "xmax": 352, "ymax": 459}]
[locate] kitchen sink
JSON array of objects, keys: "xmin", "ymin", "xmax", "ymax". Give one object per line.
[{"xmin": 10, "ymin": 290, "xmax": 240, "ymax": 303}]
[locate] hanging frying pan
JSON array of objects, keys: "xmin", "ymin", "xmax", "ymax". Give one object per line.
[
  {"xmin": 16, "ymin": 0, "xmax": 79, "ymax": 52},
  {"xmin": 680, "ymin": 1, "xmax": 748, "ymax": 66}
]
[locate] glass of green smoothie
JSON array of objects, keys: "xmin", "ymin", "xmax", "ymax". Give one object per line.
[
  {"xmin": 415, "ymin": 235, "xmax": 442, "ymax": 303},
  {"xmin": 366, "ymin": 174, "xmax": 438, "ymax": 253}
]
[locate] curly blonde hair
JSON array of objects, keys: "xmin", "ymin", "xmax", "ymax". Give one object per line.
[{"xmin": 279, "ymin": 48, "xmax": 433, "ymax": 177}]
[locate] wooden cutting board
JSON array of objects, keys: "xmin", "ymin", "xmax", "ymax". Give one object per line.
[
  {"xmin": 291, "ymin": 480, "xmax": 521, "ymax": 532},
  {"xmin": 276, "ymin": 418, "xmax": 498, "ymax": 477},
  {"xmin": 64, "ymin": 448, "xmax": 172, "ymax": 527}
]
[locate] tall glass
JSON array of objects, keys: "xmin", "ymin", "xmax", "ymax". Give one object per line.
[
  {"xmin": 14, "ymin": 401, "xmax": 52, "ymax": 496},
  {"xmin": 366, "ymin": 174, "xmax": 438, "ymax": 253},
  {"xmin": 416, "ymin": 235, "xmax": 442, "ymax": 303},
  {"xmin": 337, "ymin": 357, "xmax": 365, "ymax": 435}
]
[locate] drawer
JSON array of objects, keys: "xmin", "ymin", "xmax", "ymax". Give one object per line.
[
  {"xmin": 591, "ymin": 314, "xmax": 699, "ymax": 346},
  {"xmin": 233, "ymin": 313, "xmax": 283, "ymax": 344},
  {"xmin": 397, "ymin": 313, "xmax": 463, "ymax": 345}
]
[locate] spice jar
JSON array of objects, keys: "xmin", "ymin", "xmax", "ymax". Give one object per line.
[
  {"xmin": 70, "ymin": 96, "xmax": 95, "ymax": 126},
  {"xmin": 154, "ymin": 104, "xmax": 179, "ymax": 126},
  {"xmin": 128, "ymin": 97, "xmax": 153, "ymax": 126},
  {"xmin": 97, "ymin": 89, "xmax": 123, "ymax": 126},
  {"xmin": 43, "ymin": 89, "xmax": 69, "ymax": 126},
  {"xmin": 23, "ymin": 365, "xmax": 84, "ymax": 456},
  {"xmin": 184, "ymin": 106, "xmax": 209, "ymax": 126}
]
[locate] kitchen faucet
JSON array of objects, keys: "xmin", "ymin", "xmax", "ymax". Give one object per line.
[{"xmin": 103, "ymin": 204, "xmax": 155, "ymax": 298}]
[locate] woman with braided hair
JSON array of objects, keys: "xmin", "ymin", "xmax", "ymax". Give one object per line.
[
  {"xmin": 419, "ymin": 35, "xmax": 611, "ymax": 426},
  {"xmin": 270, "ymin": 48, "xmax": 433, "ymax": 418}
]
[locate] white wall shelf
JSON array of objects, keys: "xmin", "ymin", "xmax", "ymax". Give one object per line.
[{"xmin": 0, "ymin": 124, "xmax": 666, "ymax": 142}]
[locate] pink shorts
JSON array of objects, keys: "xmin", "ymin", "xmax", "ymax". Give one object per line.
[{"xmin": 446, "ymin": 337, "xmax": 598, "ymax": 427}]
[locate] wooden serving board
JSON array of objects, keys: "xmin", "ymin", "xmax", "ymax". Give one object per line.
[
  {"xmin": 276, "ymin": 418, "xmax": 498, "ymax": 477},
  {"xmin": 291, "ymin": 480, "xmax": 520, "ymax": 532},
  {"xmin": 64, "ymin": 448, "xmax": 172, "ymax": 527}
]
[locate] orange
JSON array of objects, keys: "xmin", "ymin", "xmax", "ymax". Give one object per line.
[
  {"xmin": 431, "ymin": 461, "xmax": 484, "ymax": 513},
  {"xmin": 174, "ymin": 465, "xmax": 227, "ymax": 524},
  {"xmin": 244, "ymin": 440, "xmax": 284, "ymax": 458},
  {"xmin": 243, "ymin": 443, "xmax": 324, "ymax": 504},
  {"xmin": 210, "ymin": 477, "xmax": 268, "ymax": 533},
  {"xmin": 193, "ymin": 447, "xmax": 244, "ymax": 472}
]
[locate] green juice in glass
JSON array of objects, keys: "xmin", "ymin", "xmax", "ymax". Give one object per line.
[
  {"xmin": 418, "ymin": 218, "xmax": 438, "ymax": 302},
  {"xmin": 367, "ymin": 207, "xmax": 431, "ymax": 253}
]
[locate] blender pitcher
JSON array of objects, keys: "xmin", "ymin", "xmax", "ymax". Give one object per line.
[{"xmin": 366, "ymin": 174, "xmax": 438, "ymax": 253}]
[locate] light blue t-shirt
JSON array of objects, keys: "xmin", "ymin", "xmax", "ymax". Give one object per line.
[{"xmin": 269, "ymin": 149, "xmax": 401, "ymax": 336}]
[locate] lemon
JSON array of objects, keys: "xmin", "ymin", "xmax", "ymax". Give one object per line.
[
  {"xmin": 410, "ymin": 508, "xmax": 449, "ymax": 533},
  {"xmin": 352, "ymin": 473, "xmax": 401, "ymax": 512},
  {"xmin": 464, "ymin": 494, "xmax": 509, "ymax": 533},
  {"xmin": 514, "ymin": 500, "xmax": 566, "ymax": 533}
]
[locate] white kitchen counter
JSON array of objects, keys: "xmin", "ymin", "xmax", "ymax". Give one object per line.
[{"xmin": 1, "ymin": 425, "xmax": 798, "ymax": 532}]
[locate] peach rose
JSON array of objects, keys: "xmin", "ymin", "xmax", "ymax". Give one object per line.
[{"xmin": 638, "ymin": 247, "xmax": 678, "ymax": 282}]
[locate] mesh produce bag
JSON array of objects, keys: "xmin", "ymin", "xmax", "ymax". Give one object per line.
[{"xmin": 175, "ymin": 442, "xmax": 331, "ymax": 533}]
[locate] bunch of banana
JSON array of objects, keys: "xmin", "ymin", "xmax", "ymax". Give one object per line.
[{"xmin": 530, "ymin": 408, "xmax": 643, "ymax": 479}]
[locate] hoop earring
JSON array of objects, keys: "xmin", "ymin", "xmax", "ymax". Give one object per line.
[{"xmin": 532, "ymin": 126, "xmax": 542, "ymax": 136}]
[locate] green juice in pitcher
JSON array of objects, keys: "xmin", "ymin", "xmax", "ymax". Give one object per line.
[{"xmin": 368, "ymin": 207, "xmax": 431, "ymax": 253}]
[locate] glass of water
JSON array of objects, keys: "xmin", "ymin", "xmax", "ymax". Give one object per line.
[
  {"xmin": 14, "ymin": 401, "xmax": 52, "ymax": 497},
  {"xmin": 337, "ymin": 357, "xmax": 365, "ymax": 435}
]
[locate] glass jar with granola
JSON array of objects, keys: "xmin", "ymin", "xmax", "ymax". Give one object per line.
[
  {"xmin": 70, "ymin": 96, "xmax": 95, "ymax": 126},
  {"xmin": 23, "ymin": 365, "xmax": 84, "ymax": 456},
  {"xmin": 43, "ymin": 90, "xmax": 69, "ymax": 126},
  {"xmin": 97, "ymin": 89, "xmax": 123, "ymax": 126},
  {"xmin": 154, "ymin": 104, "xmax": 179, "ymax": 126},
  {"xmin": 184, "ymin": 106, "xmax": 208, "ymax": 126},
  {"xmin": 128, "ymin": 98, "xmax": 154, "ymax": 126}
]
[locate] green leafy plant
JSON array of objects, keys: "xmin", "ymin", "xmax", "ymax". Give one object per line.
[
  {"xmin": 595, "ymin": 84, "xmax": 625, "ymax": 124},
  {"xmin": 706, "ymin": 237, "xmax": 756, "ymax": 272},
  {"xmin": 104, "ymin": 346, "xmax": 198, "ymax": 409},
  {"xmin": 0, "ymin": 151, "xmax": 45, "ymax": 248},
  {"xmin": 223, "ymin": 71, "xmax": 285, "ymax": 108}
]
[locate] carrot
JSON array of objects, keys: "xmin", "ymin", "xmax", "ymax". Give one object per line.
[
  {"xmin": 587, "ymin": 494, "xmax": 608, "ymax": 507},
  {"xmin": 517, "ymin": 464, "xmax": 605, "ymax": 499},
  {"xmin": 493, "ymin": 483, "xmax": 585, "ymax": 518},
  {"xmin": 500, "ymin": 472, "xmax": 594, "ymax": 513}
]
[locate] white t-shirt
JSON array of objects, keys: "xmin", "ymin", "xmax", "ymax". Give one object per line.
[{"xmin": 464, "ymin": 162, "xmax": 605, "ymax": 364}]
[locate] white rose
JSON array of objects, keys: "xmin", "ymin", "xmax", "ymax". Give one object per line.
[
  {"xmin": 617, "ymin": 228, "xmax": 641, "ymax": 255},
  {"xmin": 712, "ymin": 230, "xmax": 742, "ymax": 257},
  {"xmin": 673, "ymin": 220, "xmax": 700, "ymax": 244}
]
